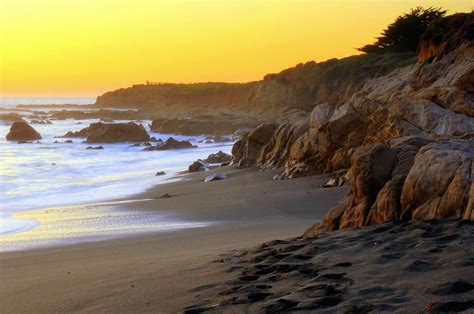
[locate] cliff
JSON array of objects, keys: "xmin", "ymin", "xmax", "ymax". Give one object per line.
[
  {"xmin": 95, "ymin": 54, "xmax": 415, "ymax": 116},
  {"xmin": 230, "ymin": 13, "xmax": 474, "ymax": 232}
]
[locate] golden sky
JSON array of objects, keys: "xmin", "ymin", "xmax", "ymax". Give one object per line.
[{"xmin": 0, "ymin": 0, "xmax": 471, "ymax": 97}]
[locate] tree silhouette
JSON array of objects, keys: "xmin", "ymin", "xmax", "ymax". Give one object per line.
[{"xmin": 358, "ymin": 7, "xmax": 446, "ymax": 54}]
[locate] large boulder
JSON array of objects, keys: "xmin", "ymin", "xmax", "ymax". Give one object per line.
[
  {"xmin": 400, "ymin": 139, "xmax": 474, "ymax": 220},
  {"xmin": 86, "ymin": 122, "xmax": 150, "ymax": 143},
  {"xmin": 304, "ymin": 136, "xmax": 473, "ymax": 235},
  {"xmin": 6, "ymin": 122, "xmax": 42, "ymax": 141}
]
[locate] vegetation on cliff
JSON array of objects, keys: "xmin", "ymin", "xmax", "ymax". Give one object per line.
[{"xmin": 358, "ymin": 7, "xmax": 446, "ymax": 54}]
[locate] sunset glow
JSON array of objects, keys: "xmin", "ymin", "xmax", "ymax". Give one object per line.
[{"xmin": 1, "ymin": 0, "xmax": 471, "ymax": 97}]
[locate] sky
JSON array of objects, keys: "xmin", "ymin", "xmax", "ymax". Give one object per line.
[{"xmin": 0, "ymin": 0, "xmax": 472, "ymax": 97}]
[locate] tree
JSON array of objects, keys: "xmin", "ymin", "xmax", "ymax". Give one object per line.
[{"xmin": 358, "ymin": 7, "xmax": 446, "ymax": 54}]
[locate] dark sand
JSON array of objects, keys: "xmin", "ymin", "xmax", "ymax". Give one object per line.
[
  {"xmin": 0, "ymin": 166, "xmax": 347, "ymax": 313},
  {"xmin": 1, "ymin": 166, "xmax": 472, "ymax": 313}
]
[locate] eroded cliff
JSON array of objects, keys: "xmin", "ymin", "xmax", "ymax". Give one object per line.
[{"xmin": 231, "ymin": 13, "xmax": 474, "ymax": 231}]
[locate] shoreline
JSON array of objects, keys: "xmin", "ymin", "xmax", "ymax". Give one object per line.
[{"xmin": 0, "ymin": 166, "xmax": 349, "ymax": 312}]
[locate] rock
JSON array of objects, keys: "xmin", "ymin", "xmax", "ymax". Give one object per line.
[
  {"xmin": 310, "ymin": 103, "xmax": 333, "ymax": 129},
  {"xmin": 155, "ymin": 171, "xmax": 166, "ymax": 176},
  {"xmin": 400, "ymin": 139, "xmax": 474, "ymax": 221},
  {"xmin": 144, "ymin": 137, "xmax": 195, "ymax": 151},
  {"xmin": 0, "ymin": 113, "xmax": 24, "ymax": 122},
  {"xmin": 237, "ymin": 123, "xmax": 275, "ymax": 167},
  {"xmin": 64, "ymin": 140, "xmax": 73, "ymax": 143},
  {"xmin": 159, "ymin": 193, "xmax": 172, "ymax": 199},
  {"xmin": 17, "ymin": 140, "xmax": 32, "ymax": 144},
  {"xmin": 205, "ymin": 135, "xmax": 232, "ymax": 143},
  {"xmin": 304, "ymin": 136, "xmax": 473, "ymax": 234},
  {"xmin": 64, "ymin": 122, "xmax": 104, "ymax": 137},
  {"xmin": 204, "ymin": 173, "xmax": 227, "ymax": 182},
  {"xmin": 205, "ymin": 151, "xmax": 231, "ymax": 164},
  {"xmin": 188, "ymin": 159, "xmax": 210, "ymax": 172},
  {"xmin": 86, "ymin": 146, "xmax": 104, "ymax": 150},
  {"xmin": 100, "ymin": 118, "xmax": 114, "ymax": 122},
  {"xmin": 6, "ymin": 122, "xmax": 42, "ymax": 141},
  {"xmin": 86, "ymin": 122, "xmax": 150, "ymax": 143},
  {"xmin": 233, "ymin": 128, "xmax": 252, "ymax": 140}
]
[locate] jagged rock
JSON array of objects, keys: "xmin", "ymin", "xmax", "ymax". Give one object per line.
[
  {"xmin": 144, "ymin": 137, "xmax": 195, "ymax": 151},
  {"xmin": 204, "ymin": 173, "xmax": 227, "ymax": 182},
  {"xmin": 6, "ymin": 122, "xmax": 42, "ymax": 141},
  {"xmin": 85, "ymin": 122, "xmax": 150, "ymax": 143}
]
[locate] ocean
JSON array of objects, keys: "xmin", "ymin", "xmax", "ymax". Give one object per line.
[{"xmin": 0, "ymin": 97, "xmax": 231, "ymax": 250}]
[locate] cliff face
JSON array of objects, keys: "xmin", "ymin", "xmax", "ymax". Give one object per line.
[
  {"xmin": 95, "ymin": 54, "xmax": 414, "ymax": 116},
  {"xmin": 231, "ymin": 13, "xmax": 474, "ymax": 231}
]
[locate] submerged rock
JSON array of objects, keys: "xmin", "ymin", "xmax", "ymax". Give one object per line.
[
  {"xmin": 86, "ymin": 146, "xmax": 104, "ymax": 150},
  {"xmin": 6, "ymin": 122, "xmax": 42, "ymax": 141},
  {"xmin": 155, "ymin": 171, "xmax": 166, "ymax": 176}
]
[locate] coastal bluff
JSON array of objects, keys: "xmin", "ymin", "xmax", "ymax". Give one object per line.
[{"xmin": 94, "ymin": 54, "xmax": 415, "ymax": 117}]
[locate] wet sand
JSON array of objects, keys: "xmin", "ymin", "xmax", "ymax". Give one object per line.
[
  {"xmin": 0, "ymin": 166, "xmax": 347, "ymax": 312},
  {"xmin": 1, "ymin": 166, "xmax": 472, "ymax": 313}
]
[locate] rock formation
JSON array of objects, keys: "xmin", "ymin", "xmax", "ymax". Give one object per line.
[
  {"xmin": 231, "ymin": 13, "xmax": 474, "ymax": 232},
  {"xmin": 84, "ymin": 122, "xmax": 150, "ymax": 143},
  {"xmin": 6, "ymin": 122, "xmax": 42, "ymax": 141},
  {"xmin": 143, "ymin": 137, "xmax": 195, "ymax": 151}
]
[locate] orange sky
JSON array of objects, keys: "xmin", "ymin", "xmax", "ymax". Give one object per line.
[{"xmin": 0, "ymin": 0, "xmax": 471, "ymax": 97}]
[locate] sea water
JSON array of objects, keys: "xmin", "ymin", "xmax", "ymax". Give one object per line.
[{"xmin": 0, "ymin": 98, "xmax": 231, "ymax": 250}]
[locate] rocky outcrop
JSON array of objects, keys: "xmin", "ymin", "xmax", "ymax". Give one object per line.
[
  {"xmin": 6, "ymin": 122, "xmax": 42, "ymax": 141},
  {"xmin": 95, "ymin": 53, "xmax": 414, "ymax": 115},
  {"xmin": 230, "ymin": 14, "xmax": 474, "ymax": 231},
  {"xmin": 304, "ymin": 137, "xmax": 473, "ymax": 236},
  {"xmin": 84, "ymin": 122, "xmax": 150, "ymax": 143},
  {"xmin": 144, "ymin": 137, "xmax": 195, "ymax": 151}
]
